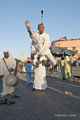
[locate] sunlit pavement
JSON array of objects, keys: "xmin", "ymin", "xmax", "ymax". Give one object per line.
[{"xmin": 0, "ymin": 66, "xmax": 80, "ymax": 120}]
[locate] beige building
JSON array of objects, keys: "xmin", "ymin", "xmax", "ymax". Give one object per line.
[
  {"xmin": 52, "ymin": 38, "xmax": 80, "ymax": 59},
  {"xmin": 20, "ymin": 53, "xmax": 31, "ymax": 62},
  {"xmin": 20, "ymin": 53, "xmax": 27, "ymax": 62},
  {"xmin": 20, "ymin": 53, "xmax": 24, "ymax": 62}
]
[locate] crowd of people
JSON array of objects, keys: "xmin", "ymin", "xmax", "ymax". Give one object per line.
[{"xmin": 0, "ymin": 21, "xmax": 74, "ymax": 97}]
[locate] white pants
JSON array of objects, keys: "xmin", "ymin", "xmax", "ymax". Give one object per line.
[
  {"xmin": 39, "ymin": 48, "xmax": 56, "ymax": 65},
  {"xmin": 46, "ymin": 52, "xmax": 56, "ymax": 65}
]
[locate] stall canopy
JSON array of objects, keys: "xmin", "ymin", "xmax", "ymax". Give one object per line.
[
  {"xmin": 15, "ymin": 58, "xmax": 22, "ymax": 63},
  {"xmin": 50, "ymin": 46, "xmax": 78, "ymax": 57}
]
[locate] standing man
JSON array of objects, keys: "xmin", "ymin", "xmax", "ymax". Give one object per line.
[
  {"xmin": 0, "ymin": 50, "xmax": 16, "ymax": 97},
  {"xmin": 33, "ymin": 54, "xmax": 47, "ymax": 91},
  {"xmin": 60, "ymin": 57, "xmax": 65, "ymax": 80},
  {"xmin": 25, "ymin": 60, "xmax": 32, "ymax": 85}
]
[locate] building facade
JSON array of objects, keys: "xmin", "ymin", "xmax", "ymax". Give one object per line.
[
  {"xmin": 52, "ymin": 38, "xmax": 80, "ymax": 59},
  {"xmin": 20, "ymin": 53, "xmax": 24, "ymax": 62}
]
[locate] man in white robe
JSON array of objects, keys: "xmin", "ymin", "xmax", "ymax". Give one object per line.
[
  {"xmin": 33, "ymin": 55, "xmax": 47, "ymax": 90},
  {"xmin": 0, "ymin": 50, "xmax": 16, "ymax": 97},
  {"xmin": 25, "ymin": 21, "xmax": 56, "ymax": 91},
  {"xmin": 25, "ymin": 21, "xmax": 56, "ymax": 65}
]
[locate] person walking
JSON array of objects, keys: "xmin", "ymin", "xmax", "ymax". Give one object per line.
[{"xmin": 25, "ymin": 60, "xmax": 32, "ymax": 85}]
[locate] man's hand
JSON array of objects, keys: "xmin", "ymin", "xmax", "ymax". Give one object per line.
[
  {"xmin": 37, "ymin": 54, "xmax": 42, "ymax": 61},
  {"xmin": 10, "ymin": 68, "xmax": 14, "ymax": 72},
  {"xmin": 42, "ymin": 60, "xmax": 46, "ymax": 65},
  {"xmin": 25, "ymin": 20, "xmax": 30, "ymax": 28},
  {"xmin": 25, "ymin": 20, "xmax": 32, "ymax": 35},
  {"xmin": 36, "ymin": 61, "xmax": 41, "ymax": 68}
]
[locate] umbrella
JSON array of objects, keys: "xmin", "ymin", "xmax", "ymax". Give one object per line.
[{"xmin": 50, "ymin": 46, "xmax": 78, "ymax": 57}]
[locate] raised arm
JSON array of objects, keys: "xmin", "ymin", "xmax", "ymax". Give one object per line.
[
  {"xmin": 25, "ymin": 20, "xmax": 33, "ymax": 36},
  {"xmin": 25, "ymin": 20, "xmax": 38, "ymax": 44}
]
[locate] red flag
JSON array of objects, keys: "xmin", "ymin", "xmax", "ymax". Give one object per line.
[
  {"xmin": 56, "ymin": 36, "xmax": 66, "ymax": 41},
  {"xmin": 59, "ymin": 36, "xmax": 66, "ymax": 40}
]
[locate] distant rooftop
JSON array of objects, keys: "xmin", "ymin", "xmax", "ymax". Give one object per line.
[{"xmin": 53, "ymin": 38, "xmax": 80, "ymax": 42}]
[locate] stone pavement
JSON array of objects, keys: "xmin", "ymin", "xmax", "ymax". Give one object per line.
[{"xmin": 0, "ymin": 67, "xmax": 80, "ymax": 120}]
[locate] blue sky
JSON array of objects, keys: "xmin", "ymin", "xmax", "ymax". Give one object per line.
[{"xmin": 0, "ymin": 0, "xmax": 80, "ymax": 59}]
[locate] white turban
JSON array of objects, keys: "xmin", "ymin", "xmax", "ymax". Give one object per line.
[{"xmin": 66, "ymin": 56, "xmax": 69, "ymax": 61}]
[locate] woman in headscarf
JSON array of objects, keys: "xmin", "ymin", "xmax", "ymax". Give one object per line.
[{"xmin": 63, "ymin": 56, "xmax": 71, "ymax": 80}]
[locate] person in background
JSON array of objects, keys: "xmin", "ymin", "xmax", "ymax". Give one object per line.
[
  {"xmin": 15, "ymin": 61, "xmax": 19, "ymax": 75},
  {"xmin": 60, "ymin": 57, "xmax": 66, "ymax": 80},
  {"xmin": 32, "ymin": 55, "xmax": 47, "ymax": 91},
  {"xmin": 70, "ymin": 57, "xmax": 73, "ymax": 73},
  {"xmin": 25, "ymin": 60, "xmax": 32, "ymax": 85},
  {"xmin": 0, "ymin": 50, "xmax": 16, "ymax": 97},
  {"xmin": 63, "ymin": 56, "xmax": 71, "ymax": 80}
]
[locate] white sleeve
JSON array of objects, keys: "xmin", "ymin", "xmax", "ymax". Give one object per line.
[
  {"xmin": 30, "ymin": 32, "xmax": 39, "ymax": 45},
  {"xmin": 31, "ymin": 44, "xmax": 36, "ymax": 54},
  {"xmin": 33, "ymin": 55, "xmax": 38, "ymax": 65}
]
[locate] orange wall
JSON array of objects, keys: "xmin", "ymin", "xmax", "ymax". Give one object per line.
[{"xmin": 52, "ymin": 39, "xmax": 80, "ymax": 53}]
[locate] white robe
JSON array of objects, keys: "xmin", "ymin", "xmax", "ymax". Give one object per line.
[
  {"xmin": 0, "ymin": 55, "xmax": 16, "ymax": 96},
  {"xmin": 33, "ymin": 55, "xmax": 47, "ymax": 90},
  {"xmin": 31, "ymin": 32, "xmax": 56, "ymax": 65}
]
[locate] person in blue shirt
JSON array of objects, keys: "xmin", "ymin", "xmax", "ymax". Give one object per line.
[{"xmin": 25, "ymin": 60, "xmax": 32, "ymax": 85}]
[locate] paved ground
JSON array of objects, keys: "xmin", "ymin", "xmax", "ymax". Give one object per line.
[{"xmin": 0, "ymin": 66, "xmax": 80, "ymax": 120}]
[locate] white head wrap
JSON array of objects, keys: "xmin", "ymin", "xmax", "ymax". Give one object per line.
[{"xmin": 66, "ymin": 56, "xmax": 69, "ymax": 61}]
